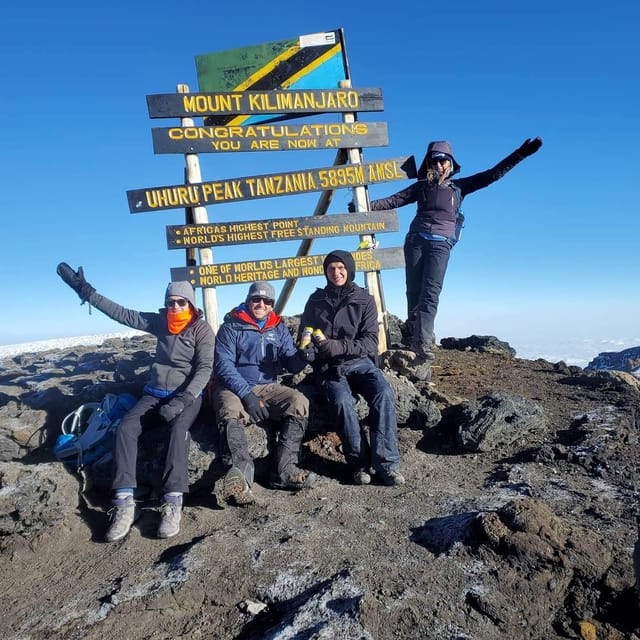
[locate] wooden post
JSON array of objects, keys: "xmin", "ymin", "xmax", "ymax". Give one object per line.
[
  {"xmin": 177, "ymin": 84, "xmax": 219, "ymax": 334},
  {"xmin": 339, "ymin": 79, "xmax": 390, "ymax": 353},
  {"xmin": 274, "ymin": 147, "xmax": 348, "ymax": 315}
]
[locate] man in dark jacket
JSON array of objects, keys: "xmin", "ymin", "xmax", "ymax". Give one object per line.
[
  {"xmin": 57, "ymin": 264, "xmax": 215, "ymax": 542},
  {"xmin": 367, "ymin": 137, "xmax": 542, "ymax": 361},
  {"xmin": 299, "ymin": 250, "xmax": 404, "ymax": 486},
  {"xmin": 212, "ymin": 281, "xmax": 314, "ymax": 506}
]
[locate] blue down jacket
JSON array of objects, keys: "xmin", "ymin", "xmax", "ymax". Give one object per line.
[{"xmin": 214, "ymin": 306, "xmax": 305, "ymax": 399}]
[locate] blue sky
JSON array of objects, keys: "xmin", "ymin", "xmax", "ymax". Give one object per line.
[{"xmin": 2, "ymin": 0, "xmax": 639, "ymax": 365}]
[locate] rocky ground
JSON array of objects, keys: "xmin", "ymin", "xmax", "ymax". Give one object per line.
[{"xmin": 0, "ymin": 325, "xmax": 639, "ymax": 640}]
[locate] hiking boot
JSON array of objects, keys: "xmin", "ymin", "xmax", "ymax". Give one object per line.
[
  {"xmin": 270, "ymin": 467, "xmax": 315, "ymax": 491},
  {"xmin": 105, "ymin": 495, "xmax": 138, "ymax": 543},
  {"xmin": 223, "ymin": 467, "xmax": 255, "ymax": 506},
  {"xmin": 353, "ymin": 469, "xmax": 372, "ymax": 485},
  {"xmin": 377, "ymin": 469, "xmax": 406, "ymax": 486},
  {"xmin": 158, "ymin": 497, "xmax": 182, "ymax": 539},
  {"xmin": 412, "ymin": 344, "xmax": 436, "ymax": 362}
]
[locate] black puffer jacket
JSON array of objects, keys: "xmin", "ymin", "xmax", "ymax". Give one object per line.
[{"xmin": 300, "ymin": 283, "xmax": 379, "ymax": 369}]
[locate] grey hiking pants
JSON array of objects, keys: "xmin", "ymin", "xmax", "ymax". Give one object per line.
[{"xmin": 212, "ymin": 384, "xmax": 309, "ymax": 482}]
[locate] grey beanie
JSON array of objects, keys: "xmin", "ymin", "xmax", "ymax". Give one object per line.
[
  {"xmin": 246, "ymin": 281, "xmax": 276, "ymax": 302},
  {"xmin": 165, "ymin": 281, "xmax": 196, "ymax": 308}
]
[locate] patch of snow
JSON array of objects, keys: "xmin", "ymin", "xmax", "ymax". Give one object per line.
[{"xmin": 0, "ymin": 330, "xmax": 145, "ymax": 359}]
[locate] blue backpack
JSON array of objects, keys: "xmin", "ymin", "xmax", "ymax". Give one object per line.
[{"xmin": 54, "ymin": 393, "xmax": 137, "ymax": 472}]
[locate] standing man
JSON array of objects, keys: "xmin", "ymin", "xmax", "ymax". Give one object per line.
[
  {"xmin": 299, "ymin": 250, "xmax": 404, "ymax": 486},
  {"xmin": 212, "ymin": 281, "xmax": 315, "ymax": 506},
  {"xmin": 57, "ymin": 263, "xmax": 215, "ymax": 542}
]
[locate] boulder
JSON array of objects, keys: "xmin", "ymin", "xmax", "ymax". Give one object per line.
[
  {"xmin": 440, "ymin": 335, "xmax": 516, "ymax": 357},
  {"xmin": 0, "ymin": 461, "xmax": 80, "ymax": 538},
  {"xmin": 456, "ymin": 391, "xmax": 546, "ymax": 452}
]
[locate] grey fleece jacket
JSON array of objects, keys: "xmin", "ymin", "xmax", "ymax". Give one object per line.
[{"xmin": 87, "ymin": 291, "xmax": 215, "ymax": 398}]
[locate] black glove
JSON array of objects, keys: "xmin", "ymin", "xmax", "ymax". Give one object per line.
[
  {"xmin": 517, "ymin": 137, "xmax": 543, "ymax": 158},
  {"xmin": 56, "ymin": 262, "xmax": 96, "ymax": 302},
  {"xmin": 241, "ymin": 392, "xmax": 270, "ymax": 423},
  {"xmin": 347, "ymin": 201, "xmax": 356, "ymax": 213},
  {"xmin": 317, "ymin": 338, "xmax": 346, "ymax": 360},
  {"xmin": 297, "ymin": 344, "xmax": 317, "ymax": 363},
  {"xmin": 158, "ymin": 391, "xmax": 195, "ymax": 423}
]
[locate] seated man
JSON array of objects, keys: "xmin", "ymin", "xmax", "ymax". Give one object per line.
[
  {"xmin": 57, "ymin": 263, "xmax": 215, "ymax": 541},
  {"xmin": 212, "ymin": 281, "xmax": 315, "ymax": 506},
  {"xmin": 299, "ymin": 250, "xmax": 404, "ymax": 486}
]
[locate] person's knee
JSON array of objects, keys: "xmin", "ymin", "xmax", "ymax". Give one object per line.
[{"xmin": 291, "ymin": 394, "xmax": 309, "ymax": 417}]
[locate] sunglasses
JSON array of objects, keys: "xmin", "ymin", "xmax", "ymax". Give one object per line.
[
  {"xmin": 249, "ymin": 296, "xmax": 274, "ymax": 306},
  {"xmin": 431, "ymin": 156, "xmax": 450, "ymax": 164},
  {"xmin": 166, "ymin": 298, "xmax": 188, "ymax": 308}
]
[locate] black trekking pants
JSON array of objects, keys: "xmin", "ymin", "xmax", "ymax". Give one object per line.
[
  {"xmin": 112, "ymin": 393, "xmax": 201, "ymax": 495},
  {"xmin": 404, "ymin": 233, "xmax": 452, "ymax": 349}
]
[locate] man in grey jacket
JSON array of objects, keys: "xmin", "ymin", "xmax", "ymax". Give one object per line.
[{"xmin": 57, "ymin": 263, "xmax": 215, "ymax": 542}]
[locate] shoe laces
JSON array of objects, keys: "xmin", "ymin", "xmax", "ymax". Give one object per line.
[
  {"xmin": 160, "ymin": 501, "xmax": 181, "ymax": 517},
  {"xmin": 108, "ymin": 502, "xmax": 134, "ymax": 523}
]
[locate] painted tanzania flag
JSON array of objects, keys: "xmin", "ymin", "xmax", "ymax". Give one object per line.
[{"xmin": 195, "ymin": 29, "xmax": 348, "ymax": 126}]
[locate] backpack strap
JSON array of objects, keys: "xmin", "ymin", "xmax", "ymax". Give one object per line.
[{"xmin": 446, "ymin": 180, "xmax": 464, "ymax": 245}]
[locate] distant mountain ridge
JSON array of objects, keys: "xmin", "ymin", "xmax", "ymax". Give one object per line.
[{"xmin": 586, "ymin": 345, "xmax": 640, "ymax": 377}]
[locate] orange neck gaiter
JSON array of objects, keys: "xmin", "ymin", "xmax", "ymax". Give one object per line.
[{"xmin": 167, "ymin": 307, "xmax": 194, "ymax": 334}]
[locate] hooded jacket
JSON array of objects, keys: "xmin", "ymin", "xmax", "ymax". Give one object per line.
[
  {"xmin": 86, "ymin": 290, "xmax": 214, "ymax": 398},
  {"xmin": 300, "ymin": 250, "xmax": 379, "ymax": 369},
  {"xmin": 370, "ymin": 140, "xmax": 531, "ymax": 239},
  {"xmin": 214, "ymin": 305, "xmax": 306, "ymax": 399}
]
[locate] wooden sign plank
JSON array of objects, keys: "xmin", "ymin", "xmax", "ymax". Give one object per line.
[
  {"xmin": 152, "ymin": 121, "xmax": 389, "ymax": 154},
  {"xmin": 146, "ymin": 88, "xmax": 384, "ymax": 119},
  {"xmin": 170, "ymin": 247, "xmax": 405, "ymax": 288},
  {"xmin": 166, "ymin": 211, "xmax": 399, "ymax": 249},
  {"xmin": 128, "ymin": 156, "xmax": 416, "ymax": 214}
]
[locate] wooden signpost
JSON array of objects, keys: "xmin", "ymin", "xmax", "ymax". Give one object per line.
[
  {"xmin": 166, "ymin": 211, "xmax": 399, "ymax": 249},
  {"xmin": 129, "ymin": 30, "xmax": 411, "ymax": 350},
  {"xmin": 170, "ymin": 247, "xmax": 405, "ymax": 288},
  {"xmin": 151, "ymin": 121, "xmax": 389, "ymax": 154},
  {"xmin": 146, "ymin": 88, "xmax": 384, "ymax": 119},
  {"xmin": 127, "ymin": 157, "xmax": 414, "ymax": 213}
]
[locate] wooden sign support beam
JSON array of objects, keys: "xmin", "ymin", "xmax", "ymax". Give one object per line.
[
  {"xmin": 340, "ymin": 79, "xmax": 390, "ymax": 354},
  {"xmin": 274, "ymin": 147, "xmax": 348, "ymax": 315},
  {"xmin": 177, "ymin": 84, "xmax": 219, "ymax": 334}
]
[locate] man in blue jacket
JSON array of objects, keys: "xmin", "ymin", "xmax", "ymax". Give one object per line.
[
  {"xmin": 299, "ymin": 250, "xmax": 404, "ymax": 486},
  {"xmin": 212, "ymin": 281, "xmax": 315, "ymax": 506}
]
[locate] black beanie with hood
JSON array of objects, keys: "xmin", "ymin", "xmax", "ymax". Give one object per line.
[{"xmin": 323, "ymin": 250, "xmax": 356, "ymax": 286}]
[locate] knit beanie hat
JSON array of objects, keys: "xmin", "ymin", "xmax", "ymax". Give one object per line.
[
  {"xmin": 323, "ymin": 250, "xmax": 356, "ymax": 284},
  {"xmin": 246, "ymin": 281, "xmax": 276, "ymax": 302},
  {"xmin": 165, "ymin": 281, "xmax": 196, "ymax": 308}
]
